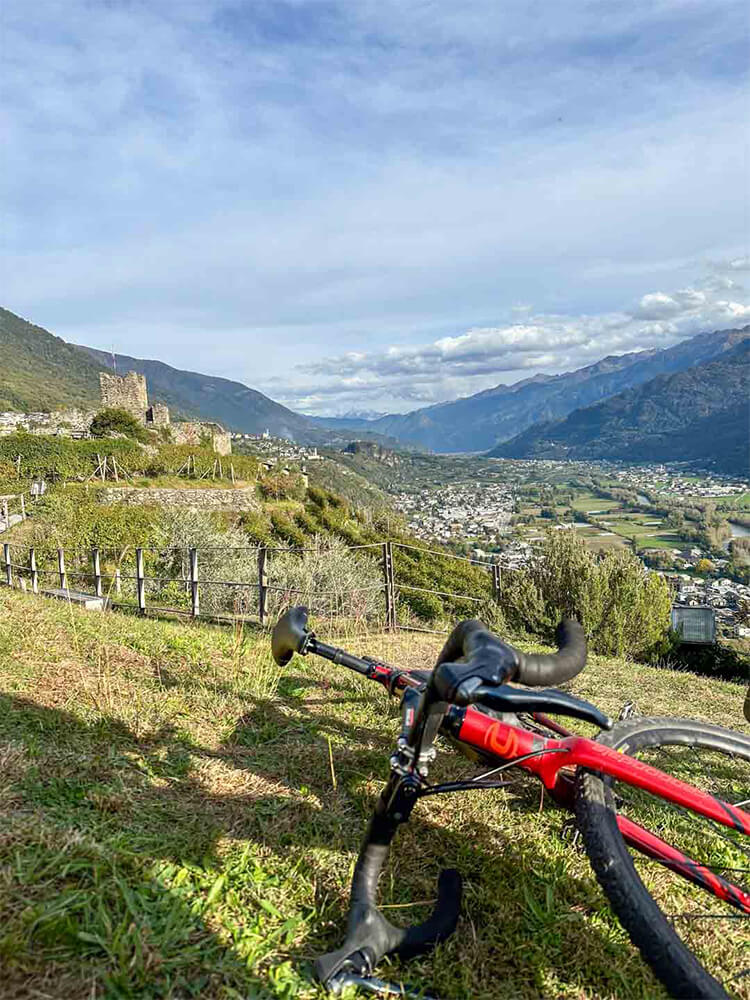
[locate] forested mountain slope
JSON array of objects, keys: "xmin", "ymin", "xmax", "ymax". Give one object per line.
[
  {"xmin": 0, "ymin": 307, "xmax": 103, "ymax": 410},
  {"xmin": 491, "ymin": 340, "xmax": 750, "ymax": 473}
]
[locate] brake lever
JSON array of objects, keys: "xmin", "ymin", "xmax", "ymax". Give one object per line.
[{"xmin": 470, "ymin": 683, "xmax": 613, "ymax": 730}]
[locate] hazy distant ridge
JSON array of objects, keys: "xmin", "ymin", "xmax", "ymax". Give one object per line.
[{"xmin": 334, "ymin": 325, "xmax": 750, "ymax": 452}]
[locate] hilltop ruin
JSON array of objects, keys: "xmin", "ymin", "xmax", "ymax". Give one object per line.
[{"xmin": 0, "ymin": 370, "xmax": 231, "ymax": 455}]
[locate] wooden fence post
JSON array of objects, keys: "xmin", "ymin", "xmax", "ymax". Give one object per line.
[
  {"xmin": 29, "ymin": 548, "xmax": 38, "ymax": 594},
  {"xmin": 135, "ymin": 548, "xmax": 146, "ymax": 613},
  {"xmin": 257, "ymin": 547, "xmax": 268, "ymax": 625},
  {"xmin": 382, "ymin": 541, "xmax": 397, "ymax": 631},
  {"xmin": 20, "ymin": 494, "xmax": 26, "ymax": 520},
  {"xmin": 1, "ymin": 500, "xmax": 8, "ymax": 531},
  {"xmin": 491, "ymin": 562, "xmax": 501, "ymax": 601},
  {"xmin": 114, "ymin": 567, "xmax": 121, "ymax": 596},
  {"xmin": 58, "ymin": 549, "xmax": 67, "ymax": 591},
  {"xmin": 189, "ymin": 548, "xmax": 199, "ymax": 617},
  {"xmin": 3, "ymin": 543, "xmax": 11, "ymax": 587},
  {"xmin": 92, "ymin": 548, "xmax": 102, "ymax": 598}
]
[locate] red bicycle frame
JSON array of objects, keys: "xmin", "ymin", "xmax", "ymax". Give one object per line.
[
  {"xmin": 270, "ymin": 607, "xmax": 750, "ymax": 996},
  {"xmin": 375, "ymin": 663, "xmax": 750, "ymax": 914}
]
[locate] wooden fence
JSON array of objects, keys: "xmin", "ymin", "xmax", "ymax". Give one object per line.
[
  {"xmin": 0, "ymin": 493, "xmax": 27, "ymax": 534},
  {"xmin": 0, "ymin": 538, "xmax": 504, "ymax": 633}
]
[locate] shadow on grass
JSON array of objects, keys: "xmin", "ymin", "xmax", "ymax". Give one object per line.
[
  {"xmin": 660, "ymin": 641, "xmax": 749, "ymax": 684},
  {"xmin": 0, "ymin": 684, "xmax": 666, "ymax": 1000}
]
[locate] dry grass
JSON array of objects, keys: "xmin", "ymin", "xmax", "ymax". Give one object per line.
[{"xmin": 0, "ymin": 589, "xmax": 747, "ymax": 999}]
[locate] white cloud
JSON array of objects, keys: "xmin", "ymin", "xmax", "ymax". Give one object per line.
[{"xmin": 273, "ymin": 273, "xmax": 750, "ymax": 412}]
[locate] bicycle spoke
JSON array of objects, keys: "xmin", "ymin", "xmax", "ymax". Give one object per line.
[{"xmin": 608, "ymin": 738, "xmax": 750, "ymax": 997}]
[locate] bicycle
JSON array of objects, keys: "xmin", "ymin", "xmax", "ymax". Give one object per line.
[{"xmin": 271, "ymin": 607, "xmax": 750, "ymax": 999}]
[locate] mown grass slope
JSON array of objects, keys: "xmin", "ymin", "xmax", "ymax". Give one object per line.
[{"xmin": 1, "ymin": 589, "xmax": 748, "ymax": 999}]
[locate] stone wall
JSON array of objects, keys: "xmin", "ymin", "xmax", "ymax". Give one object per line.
[
  {"xmin": 99, "ymin": 486, "xmax": 258, "ymax": 511},
  {"xmin": 172, "ymin": 421, "xmax": 232, "ymax": 456},
  {"xmin": 147, "ymin": 403, "xmax": 170, "ymax": 427},
  {"xmin": 0, "ymin": 409, "xmax": 96, "ymax": 437},
  {"xmin": 99, "ymin": 372, "xmax": 149, "ymax": 417}
]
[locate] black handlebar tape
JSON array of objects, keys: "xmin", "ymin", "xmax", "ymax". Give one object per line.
[
  {"xmin": 432, "ymin": 619, "xmax": 519, "ymax": 702},
  {"xmin": 395, "ymin": 868, "xmax": 462, "ymax": 959},
  {"xmin": 515, "ymin": 618, "xmax": 587, "ymax": 687},
  {"xmin": 350, "ymin": 812, "xmax": 462, "ymax": 961},
  {"xmin": 314, "ymin": 809, "xmax": 462, "ymax": 985},
  {"xmin": 435, "ymin": 619, "xmax": 498, "ymax": 667}
]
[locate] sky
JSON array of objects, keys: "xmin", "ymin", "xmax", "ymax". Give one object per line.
[{"xmin": 2, "ymin": 0, "xmax": 749, "ymax": 416}]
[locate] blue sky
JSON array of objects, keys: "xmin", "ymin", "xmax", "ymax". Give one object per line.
[{"xmin": 2, "ymin": 0, "xmax": 748, "ymax": 414}]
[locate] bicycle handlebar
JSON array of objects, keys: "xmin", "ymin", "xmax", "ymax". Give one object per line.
[
  {"xmin": 271, "ymin": 607, "xmax": 594, "ymax": 721},
  {"xmin": 517, "ymin": 619, "xmax": 588, "ymax": 687},
  {"xmin": 431, "ymin": 617, "xmax": 587, "ymax": 704}
]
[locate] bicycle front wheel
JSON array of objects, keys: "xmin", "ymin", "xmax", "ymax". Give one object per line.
[{"xmin": 575, "ymin": 716, "xmax": 750, "ymax": 999}]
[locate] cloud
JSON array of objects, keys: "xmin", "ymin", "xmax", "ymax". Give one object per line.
[
  {"xmin": 0, "ymin": 1, "xmax": 748, "ymax": 414},
  {"xmin": 272, "ymin": 273, "xmax": 750, "ymax": 412},
  {"xmin": 631, "ymin": 288, "xmax": 707, "ymax": 320}
]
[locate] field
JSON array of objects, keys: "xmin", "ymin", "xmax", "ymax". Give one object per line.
[{"xmin": 1, "ymin": 589, "xmax": 748, "ymax": 999}]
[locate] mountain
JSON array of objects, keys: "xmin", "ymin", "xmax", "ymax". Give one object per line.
[
  {"xmin": 490, "ymin": 340, "xmax": 750, "ymax": 474},
  {"xmin": 0, "ymin": 306, "xmax": 103, "ymax": 411},
  {"xmin": 0, "ymin": 306, "xmax": 333, "ymax": 442},
  {"xmin": 345, "ymin": 326, "xmax": 750, "ymax": 453},
  {"xmin": 309, "ymin": 408, "xmax": 387, "ymax": 428},
  {"xmin": 82, "ymin": 347, "xmax": 325, "ymax": 441}
]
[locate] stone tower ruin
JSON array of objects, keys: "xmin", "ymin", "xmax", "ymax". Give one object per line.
[
  {"xmin": 99, "ymin": 372, "xmax": 148, "ymax": 419},
  {"xmin": 97, "ymin": 370, "xmax": 231, "ymax": 454}
]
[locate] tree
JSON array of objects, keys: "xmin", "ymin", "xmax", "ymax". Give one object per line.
[
  {"xmin": 89, "ymin": 408, "xmax": 149, "ymax": 443},
  {"xmin": 696, "ymin": 558, "xmax": 715, "ymax": 575},
  {"xmin": 498, "ymin": 528, "xmax": 672, "ymax": 660}
]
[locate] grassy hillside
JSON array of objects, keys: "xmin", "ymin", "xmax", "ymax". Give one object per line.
[
  {"xmin": 1, "ymin": 588, "xmax": 748, "ymax": 999},
  {"xmin": 0, "ymin": 307, "xmax": 102, "ymax": 411}
]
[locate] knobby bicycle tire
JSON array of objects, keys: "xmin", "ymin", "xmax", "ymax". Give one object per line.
[{"xmin": 575, "ymin": 716, "xmax": 750, "ymax": 999}]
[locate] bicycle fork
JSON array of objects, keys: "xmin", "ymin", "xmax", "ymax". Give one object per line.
[{"xmin": 315, "ymin": 690, "xmax": 463, "ymax": 997}]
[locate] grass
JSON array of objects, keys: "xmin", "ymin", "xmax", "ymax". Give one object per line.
[
  {"xmin": 1, "ymin": 589, "xmax": 748, "ymax": 999},
  {"xmin": 569, "ymin": 496, "xmax": 622, "ymax": 513}
]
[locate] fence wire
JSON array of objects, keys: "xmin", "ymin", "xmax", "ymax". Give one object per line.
[{"xmin": 1, "ymin": 536, "xmax": 503, "ymax": 633}]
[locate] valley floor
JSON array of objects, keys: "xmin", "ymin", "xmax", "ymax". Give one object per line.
[{"xmin": 0, "ymin": 589, "xmax": 748, "ymax": 999}]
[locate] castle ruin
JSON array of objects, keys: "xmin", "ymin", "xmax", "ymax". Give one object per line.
[
  {"xmin": 98, "ymin": 371, "xmax": 231, "ymax": 455},
  {"xmin": 0, "ymin": 374, "xmax": 231, "ymax": 455}
]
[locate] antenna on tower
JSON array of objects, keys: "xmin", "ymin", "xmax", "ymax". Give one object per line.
[{"xmin": 111, "ymin": 345, "xmax": 117, "ymax": 374}]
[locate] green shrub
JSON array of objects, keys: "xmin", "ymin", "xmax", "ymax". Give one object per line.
[
  {"xmin": 151, "ymin": 509, "xmax": 259, "ymax": 616},
  {"xmin": 143, "ymin": 445, "xmax": 259, "ymax": 481},
  {"xmin": 269, "ymin": 509, "xmax": 307, "ymax": 548},
  {"xmin": 497, "ymin": 529, "xmax": 672, "ymax": 660},
  {"xmin": 89, "ymin": 408, "xmax": 150, "ymax": 443},
  {"xmin": 28, "ymin": 485, "xmax": 162, "ymax": 559},
  {"xmin": 1, "ymin": 433, "xmax": 145, "ymax": 481},
  {"xmin": 258, "ymin": 472, "xmax": 306, "ymax": 501},
  {"xmin": 265, "ymin": 536, "xmax": 383, "ymax": 626},
  {"xmin": 240, "ymin": 510, "xmax": 274, "ymax": 545}
]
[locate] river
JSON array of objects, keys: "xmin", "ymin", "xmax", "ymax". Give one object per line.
[{"xmin": 723, "ymin": 520, "xmax": 750, "ymax": 551}]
